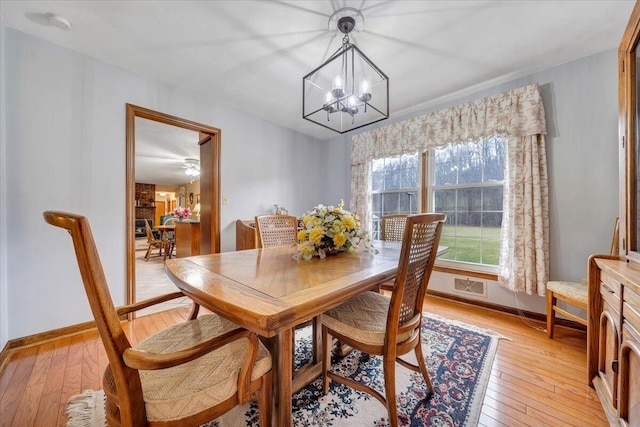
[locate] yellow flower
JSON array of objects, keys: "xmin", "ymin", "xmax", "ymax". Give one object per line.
[
  {"xmin": 342, "ymin": 215, "xmax": 356, "ymax": 230},
  {"xmin": 301, "ymin": 244, "xmax": 316, "ymax": 255},
  {"xmin": 309, "ymin": 227, "xmax": 324, "ymax": 245},
  {"xmin": 302, "ymin": 215, "xmax": 314, "ymax": 226},
  {"xmin": 333, "ymin": 232, "xmax": 347, "ymax": 247},
  {"xmin": 297, "ymin": 229, "xmax": 307, "ymax": 242}
]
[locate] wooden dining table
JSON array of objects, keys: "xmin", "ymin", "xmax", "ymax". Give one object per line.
[
  {"xmin": 153, "ymin": 224, "xmax": 175, "ymax": 238},
  {"xmin": 154, "ymin": 224, "xmax": 176, "ymax": 258},
  {"xmin": 163, "ymin": 241, "xmax": 444, "ymax": 426}
]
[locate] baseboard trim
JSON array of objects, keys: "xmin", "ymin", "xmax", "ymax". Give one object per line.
[
  {"xmin": 426, "ymin": 289, "xmax": 587, "ymax": 332},
  {"xmin": 0, "ymin": 319, "xmax": 97, "ymax": 378}
]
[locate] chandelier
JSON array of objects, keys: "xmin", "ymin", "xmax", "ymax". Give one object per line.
[
  {"xmin": 303, "ymin": 7, "xmax": 389, "ymax": 134},
  {"xmin": 183, "ymin": 158, "xmax": 200, "ymax": 183}
]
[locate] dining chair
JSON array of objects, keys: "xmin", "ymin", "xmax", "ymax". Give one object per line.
[
  {"xmin": 321, "ymin": 213, "xmax": 446, "ymax": 427},
  {"xmin": 255, "ymin": 213, "xmax": 321, "ymax": 376},
  {"xmin": 44, "ymin": 211, "xmax": 273, "ymax": 427},
  {"xmin": 378, "ymin": 213, "xmax": 409, "ymax": 293},
  {"xmin": 162, "ymin": 216, "xmax": 177, "ymax": 258},
  {"xmin": 546, "ymin": 217, "xmax": 620, "ymax": 338},
  {"xmin": 254, "ymin": 214, "xmax": 299, "ymax": 248},
  {"xmin": 144, "ymin": 219, "xmax": 167, "ymax": 262},
  {"xmin": 381, "ymin": 213, "xmax": 409, "ymax": 241}
]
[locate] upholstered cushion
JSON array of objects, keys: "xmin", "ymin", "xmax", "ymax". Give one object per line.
[
  {"xmin": 321, "ymin": 291, "xmax": 414, "ymax": 347},
  {"xmin": 547, "ymin": 280, "xmax": 588, "ymax": 304},
  {"xmin": 135, "ymin": 314, "xmax": 272, "ymax": 422}
]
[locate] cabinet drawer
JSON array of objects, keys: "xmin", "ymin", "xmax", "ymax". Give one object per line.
[
  {"xmin": 625, "ymin": 286, "xmax": 640, "ymax": 310},
  {"xmin": 601, "ymin": 271, "xmax": 621, "ymax": 295},
  {"xmin": 602, "ymin": 282, "xmax": 621, "ymax": 313},
  {"xmin": 623, "ymin": 322, "xmax": 640, "ymax": 343},
  {"xmin": 624, "ymin": 300, "xmax": 640, "ymax": 333}
]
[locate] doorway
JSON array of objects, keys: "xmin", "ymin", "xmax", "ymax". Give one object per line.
[{"xmin": 125, "ymin": 104, "xmax": 221, "ymax": 307}]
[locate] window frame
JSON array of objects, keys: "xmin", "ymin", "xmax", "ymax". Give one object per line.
[
  {"xmin": 370, "ymin": 153, "xmax": 422, "ymax": 240},
  {"xmin": 424, "ymin": 141, "xmax": 502, "ymax": 277},
  {"xmin": 369, "ymin": 146, "xmax": 502, "ymax": 279}
]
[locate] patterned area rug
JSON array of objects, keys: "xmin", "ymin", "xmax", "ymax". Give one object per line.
[{"xmin": 67, "ymin": 313, "xmax": 503, "ymax": 427}]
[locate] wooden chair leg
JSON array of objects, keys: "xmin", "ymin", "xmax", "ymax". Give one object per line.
[
  {"xmin": 383, "ymin": 356, "xmax": 399, "ymax": 427},
  {"xmin": 257, "ymin": 372, "xmax": 272, "ymax": 427},
  {"xmin": 414, "ymin": 337, "xmax": 434, "ymax": 394},
  {"xmin": 312, "ymin": 317, "xmax": 322, "ymax": 364},
  {"xmin": 144, "ymin": 245, "xmax": 152, "ymax": 261},
  {"xmin": 322, "ymin": 326, "xmax": 331, "ymax": 395},
  {"xmin": 546, "ymin": 290, "xmax": 556, "ymax": 338}
]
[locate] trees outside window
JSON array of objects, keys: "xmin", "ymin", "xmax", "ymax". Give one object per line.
[
  {"xmin": 432, "ymin": 137, "xmax": 504, "ymax": 266},
  {"xmin": 371, "ymin": 154, "xmax": 420, "ymax": 240},
  {"xmin": 370, "ymin": 137, "xmax": 505, "ymax": 267}
]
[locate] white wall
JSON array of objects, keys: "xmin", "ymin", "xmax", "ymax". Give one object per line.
[
  {"xmin": 325, "ymin": 49, "xmax": 620, "ymax": 316},
  {"xmin": 1, "ymin": 21, "xmax": 8, "ymax": 348},
  {"xmin": 0, "ymin": 28, "xmax": 323, "ymax": 346}
]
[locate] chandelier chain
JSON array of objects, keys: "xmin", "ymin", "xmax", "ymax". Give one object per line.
[{"xmin": 342, "ymin": 34, "xmax": 350, "ymax": 48}]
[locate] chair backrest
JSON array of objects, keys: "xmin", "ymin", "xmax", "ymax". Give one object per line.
[
  {"xmin": 145, "ymin": 218, "xmax": 162, "ymax": 243},
  {"xmin": 387, "ymin": 213, "xmax": 446, "ymax": 344},
  {"xmin": 43, "ymin": 211, "xmax": 145, "ymax": 423},
  {"xmin": 255, "ymin": 214, "xmax": 298, "ymax": 248},
  {"xmin": 611, "ymin": 217, "xmax": 620, "ymax": 256},
  {"xmin": 163, "ymin": 216, "xmax": 177, "ymax": 225},
  {"xmin": 381, "ymin": 214, "xmax": 409, "ymax": 242}
]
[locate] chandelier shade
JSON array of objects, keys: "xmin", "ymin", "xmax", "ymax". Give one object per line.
[{"xmin": 302, "ymin": 10, "xmax": 389, "ymax": 134}]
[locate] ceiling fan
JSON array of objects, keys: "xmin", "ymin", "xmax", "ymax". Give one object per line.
[{"xmin": 182, "ymin": 158, "xmax": 200, "ymax": 183}]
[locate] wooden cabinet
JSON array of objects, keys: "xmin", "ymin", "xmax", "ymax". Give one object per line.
[
  {"xmin": 175, "ymin": 222, "xmax": 200, "ymax": 258},
  {"xmin": 236, "ymin": 220, "xmax": 257, "ymax": 250},
  {"xmin": 589, "ymin": 256, "xmax": 640, "ymax": 426}
]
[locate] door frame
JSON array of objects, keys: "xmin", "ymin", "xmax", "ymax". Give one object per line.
[{"xmin": 126, "ymin": 104, "xmax": 221, "ymax": 307}]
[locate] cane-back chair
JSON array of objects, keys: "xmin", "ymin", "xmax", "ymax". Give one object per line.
[
  {"xmin": 254, "ymin": 214, "xmax": 298, "ymax": 248},
  {"xmin": 381, "ymin": 214, "xmax": 409, "ymax": 242},
  {"xmin": 254, "ymin": 213, "xmax": 322, "ymax": 377},
  {"xmin": 379, "ymin": 214, "xmax": 409, "ymax": 292},
  {"xmin": 321, "ymin": 213, "xmax": 446, "ymax": 427},
  {"xmin": 44, "ymin": 211, "xmax": 272, "ymax": 427}
]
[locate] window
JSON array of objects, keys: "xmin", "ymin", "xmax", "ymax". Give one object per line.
[
  {"xmin": 431, "ymin": 137, "xmax": 504, "ymax": 266},
  {"xmin": 371, "ymin": 154, "xmax": 420, "ymax": 240},
  {"xmin": 370, "ymin": 137, "xmax": 505, "ymax": 268}
]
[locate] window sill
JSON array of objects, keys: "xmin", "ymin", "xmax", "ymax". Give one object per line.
[{"xmin": 433, "ymin": 260, "xmax": 498, "ymax": 281}]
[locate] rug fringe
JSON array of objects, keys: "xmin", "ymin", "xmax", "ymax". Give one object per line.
[{"xmin": 66, "ymin": 389, "xmax": 106, "ymax": 427}]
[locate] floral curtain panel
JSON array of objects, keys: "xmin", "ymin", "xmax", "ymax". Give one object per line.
[{"xmin": 351, "ymin": 83, "xmax": 548, "ymax": 295}]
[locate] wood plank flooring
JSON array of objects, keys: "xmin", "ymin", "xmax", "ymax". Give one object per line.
[{"xmin": 0, "ymin": 296, "xmax": 606, "ymax": 426}]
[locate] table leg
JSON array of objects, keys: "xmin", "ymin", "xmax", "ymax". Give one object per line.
[{"xmin": 274, "ymin": 328, "xmax": 293, "ymax": 427}]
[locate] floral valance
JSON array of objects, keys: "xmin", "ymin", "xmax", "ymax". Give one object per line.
[{"xmin": 351, "ymin": 83, "xmax": 546, "ymax": 164}]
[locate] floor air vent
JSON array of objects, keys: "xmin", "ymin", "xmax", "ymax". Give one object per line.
[{"xmin": 454, "ymin": 278, "xmax": 486, "ymax": 297}]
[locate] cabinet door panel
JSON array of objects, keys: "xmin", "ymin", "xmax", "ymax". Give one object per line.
[
  {"xmin": 620, "ymin": 327, "xmax": 640, "ymax": 426},
  {"xmin": 600, "ymin": 306, "xmax": 620, "ymax": 409}
]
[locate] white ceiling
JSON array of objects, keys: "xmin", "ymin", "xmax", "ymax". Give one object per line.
[
  {"xmin": 135, "ymin": 118, "xmax": 201, "ymax": 186},
  {"xmin": 1, "ymin": 0, "xmax": 635, "ymax": 183}
]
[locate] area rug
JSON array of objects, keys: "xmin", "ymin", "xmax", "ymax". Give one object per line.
[{"xmin": 67, "ymin": 313, "xmax": 503, "ymax": 427}]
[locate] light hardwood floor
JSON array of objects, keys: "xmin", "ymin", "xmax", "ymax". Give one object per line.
[
  {"xmin": 0, "ymin": 296, "xmax": 606, "ymax": 426},
  {"xmin": 134, "ymin": 241, "xmax": 192, "ymax": 316}
]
